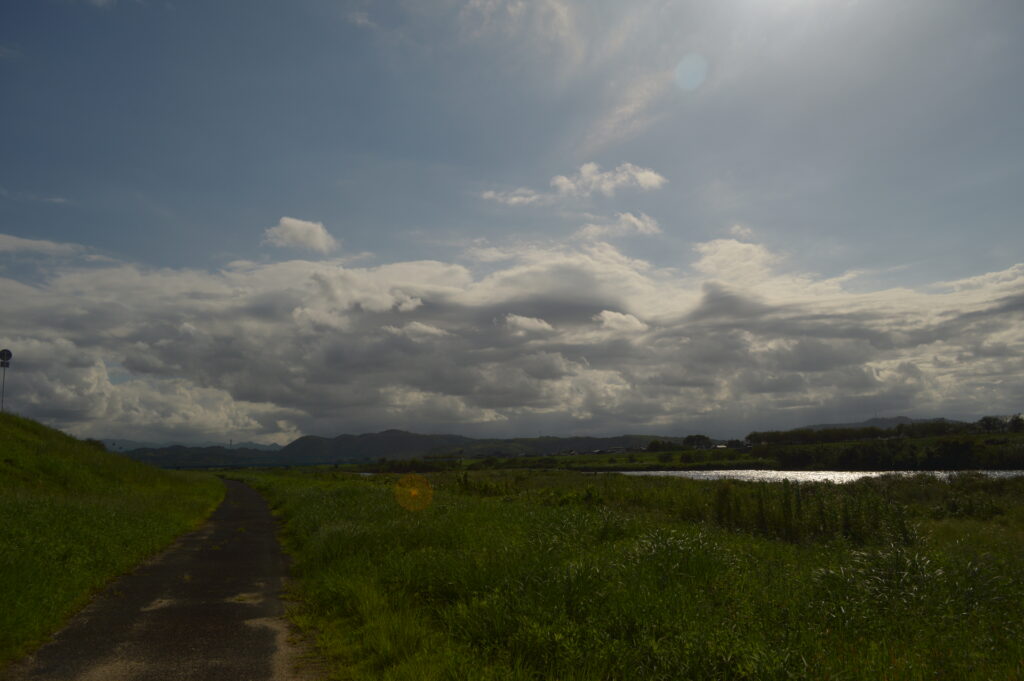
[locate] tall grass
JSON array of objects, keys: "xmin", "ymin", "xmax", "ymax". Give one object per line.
[
  {"xmin": 241, "ymin": 468, "xmax": 1024, "ymax": 680},
  {"xmin": 0, "ymin": 413, "xmax": 223, "ymax": 665}
]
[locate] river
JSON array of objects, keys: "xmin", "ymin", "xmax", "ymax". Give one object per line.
[{"xmin": 618, "ymin": 470, "xmax": 1024, "ymax": 484}]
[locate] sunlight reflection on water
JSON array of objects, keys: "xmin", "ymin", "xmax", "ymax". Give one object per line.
[{"xmin": 619, "ymin": 470, "xmax": 1024, "ymax": 484}]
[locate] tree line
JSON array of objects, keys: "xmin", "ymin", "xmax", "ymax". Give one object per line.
[{"xmin": 746, "ymin": 415, "xmax": 1023, "ymax": 447}]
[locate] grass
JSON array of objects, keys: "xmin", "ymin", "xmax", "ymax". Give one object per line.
[
  {"xmin": 238, "ymin": 468, "xmax": 1024, "ymax": 681},
  {"xmin": 0, "ymin": 413, "xmax": 224, "ymax": 665}
]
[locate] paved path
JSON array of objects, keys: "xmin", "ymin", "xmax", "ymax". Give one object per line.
[{"xmin": 3, "ymin": 479, "xmax": 320, "ymax": 681}]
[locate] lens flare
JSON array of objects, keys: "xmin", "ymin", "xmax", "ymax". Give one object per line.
[
  {"xmin": 675, "ymin": 53, "xmax": 709, "ymax": 92},
  {"xmin": 394, "ymin": 473, "xmax": 433, "ymax": 511}
]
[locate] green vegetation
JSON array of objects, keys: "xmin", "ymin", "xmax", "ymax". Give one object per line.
[
  {"xmin": 0, "ymin": 413, "xmax": 223, "ymax": 665},
  {"xmin": 749, "ymin": 414, "xmax": 1024, "ymax": 446},
  {"xmin": 363, "ymin": 446, "xmax": 772, "ymax": 474},
  {"xmin": 239, "ymin": 467, "xmax": 1024, "ymax": 680},
  {"xmin": 347, "ymin": 427, "xmax": 1024, "ymax": 475},
  {"xmin": 750, "ymin": 432, "xmax": 1024, "ymax": 471}
]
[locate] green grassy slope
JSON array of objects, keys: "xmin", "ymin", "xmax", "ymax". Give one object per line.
[{"xmin": 0, "ymin": 413, "xmax": 224, "ymax": 665}]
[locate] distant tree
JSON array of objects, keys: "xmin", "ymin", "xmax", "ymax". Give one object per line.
[
  {"xmin": 682, "ymin": 434, "xmax": 712, "ymax": 449},
  {"xmin": 726, "ymin": 439, "xmax": 745, "ymax": 449},
  {"xmin": 977, "ymin": 416, "xmax": 1006, "ymax": 433},
  {"xmin": 646, "ymin": 439, "xmax": 671, "ymax": 452},
  {"xmin": 924, "ymin": 437, "xmax": 974, "ymax": 469},
  {"xmin": 899, "ymin": 419, "xmax": 967, "ymax": 438},
  {"xmin": 1010, "ymin": 414, "xmax": 1024, "ymax": 433},
  {"xmin": 658, "ymin": 452, "xmax": 673, "ymax": 463},
  {"xmin": 747, "ymin": 430, "xmax": 785, "ymax": 446}
]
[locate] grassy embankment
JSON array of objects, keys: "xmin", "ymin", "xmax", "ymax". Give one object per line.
[
  {"xmin": 0, "ymin": 413, "xmax": 224, "ymax": 665},
  {"xmin": 239, "ymin": 467, "xmax": 1024, "ymax": 681}
]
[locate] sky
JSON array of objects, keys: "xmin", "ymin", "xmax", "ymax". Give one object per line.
[{"xmin": 1, "ymin": 0, "xmax": 1022, "ymax": 444}]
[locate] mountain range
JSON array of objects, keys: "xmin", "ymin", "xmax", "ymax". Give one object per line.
[
  {"xmin": 117, "ymin": 417, "xmax": 950, "ymax": 469},
  {"xmin": 800, "ymin": 416, "xmax": 959, "ymax": 431},
  {"xmin": 102, "ymin": 439, "xmax": 281, "ymax": 452}
]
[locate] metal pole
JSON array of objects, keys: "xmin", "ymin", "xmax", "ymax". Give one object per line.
[{"xmin": 2, "ymin": 365, "xmax": 6, "ymax": 412}]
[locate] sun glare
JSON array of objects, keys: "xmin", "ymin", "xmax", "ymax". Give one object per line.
[
  {"xmin": 674, "ymin": 53, "xmax": 710, "ymax": 92},
  {"xmin": 394, "ymin": 473, "xmax": 434, "ymax": 512}
]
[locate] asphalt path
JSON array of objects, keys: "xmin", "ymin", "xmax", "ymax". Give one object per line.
[{"xmin": 3, "ymin": 479, "xmax": 320, "ymax": 681}]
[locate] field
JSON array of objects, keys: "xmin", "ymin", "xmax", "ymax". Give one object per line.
[
  {"xmin": 239, "ymin": 467, "xmax": 1024, "ymax": 681},
  {"xmin": 0, "ymin": 413, "xmax": 224, "ymax": 665}
]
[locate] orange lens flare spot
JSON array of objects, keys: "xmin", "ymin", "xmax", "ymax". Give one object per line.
[{"xmin": 394, "ymin": 473, "xmax": 433, "ymax": 511}]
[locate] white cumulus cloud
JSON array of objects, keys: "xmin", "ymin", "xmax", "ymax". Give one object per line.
[
  {"xmin": 730, "ymin": 224, "xmax": 755, "ymax": 239},
  {"xmin": 263, "ymin": 217, "xmax": 338, "ymax": 254},
  {"xmin": 506, "ymin": 314, "xmax": 556, "ymax": 335},
  {"xmin": 483, "ymin": 162, "xmax": 667, "ymax": 207},
  {"xmin": 553, "ymin": 162, "xmax": 667, "ymax": 197},
  {"xmin": 594, "ymin": 310, "xmax": 648, "ymax": 333},
  {"xmin": 575, "ymin": 212, "xmax": 661, "ymax": 240}
]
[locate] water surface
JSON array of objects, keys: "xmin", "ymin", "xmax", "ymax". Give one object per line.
[{"xmin": 619, "ymin": 470, "xmax": 1024, "ymax": 484}]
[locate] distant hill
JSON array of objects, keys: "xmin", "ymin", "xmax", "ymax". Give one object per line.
[
  {"xmin": 279, "ymin": 430, "xmax": 666, "ymax": 462},
  {"xmin": 800, "ymin": 416, "xmax": 961, "ymax": 431},
  {"xmin": 122, "ymin": 430, "xmax": 677, "ymax": 468},
  {"xmin": 103, "ymin": 438, "xmax": 281, "ymax": 452},
  {"xmin": 280, "ymin": 429, "xmax": 476, "ymax": 463},
  {"xmin": 121, "ymin": 417, "xmax": 981, "ymax": 469},
  {"xmin": 125, "ymin": 445, "xmax": 290, "ymax": 469}
]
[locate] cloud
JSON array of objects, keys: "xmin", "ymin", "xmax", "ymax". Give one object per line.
[
  {"xmin": 384, "ymin": 321, "xmax": 450, "ymax": 341},
  {"xmin": 0, "ymin": 233, "xmax": 84, "ymax": 256},
  {"xmin": 729, "ymin": 224, "xmax": 754, "ymax": 239},
  {"xmin": 346, "ymin": 10, "xmax": 376, "ymax": 29},
  {"xmin": 456, "ymin": 0, "xmax": 584, "ymax": 74},
  {"xmin": 263, "ymin": 217, "xmax": 338, "ymax": 254},
  {"xmin": 506, "ymin": 313, "xmax": 555, "ymax": 336},
  {"xmin": 483, "ymin": 162, "xmax": 667, "ymax": 207},
  {"xmin": 552, "ymin": 162, "xmax": 667, "ymax": 197},
  {"xmin": 0, "ymin": 186, "xmax": 69, "ymax": 204},
  {"xmin": 582, "ymin": 71, "xmax": 674, "ymax": 152},
  {"xmin": 574, "ymin": 212, "xmax": 660, "ymax": 240},
  {"xmin": 480, "ymin": 188, "xmax": 548, "ymax": 207},
  {"xmin": 692, "ymin": 238, "xmax": 775, "ymax": 275},
  {"xmin": 594, "ymin": 310, "xmax": 648, "ymax": 333},
  {"xmin": 2, "ymin": 234, "xmax": 1023, "ymax": 442}
]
